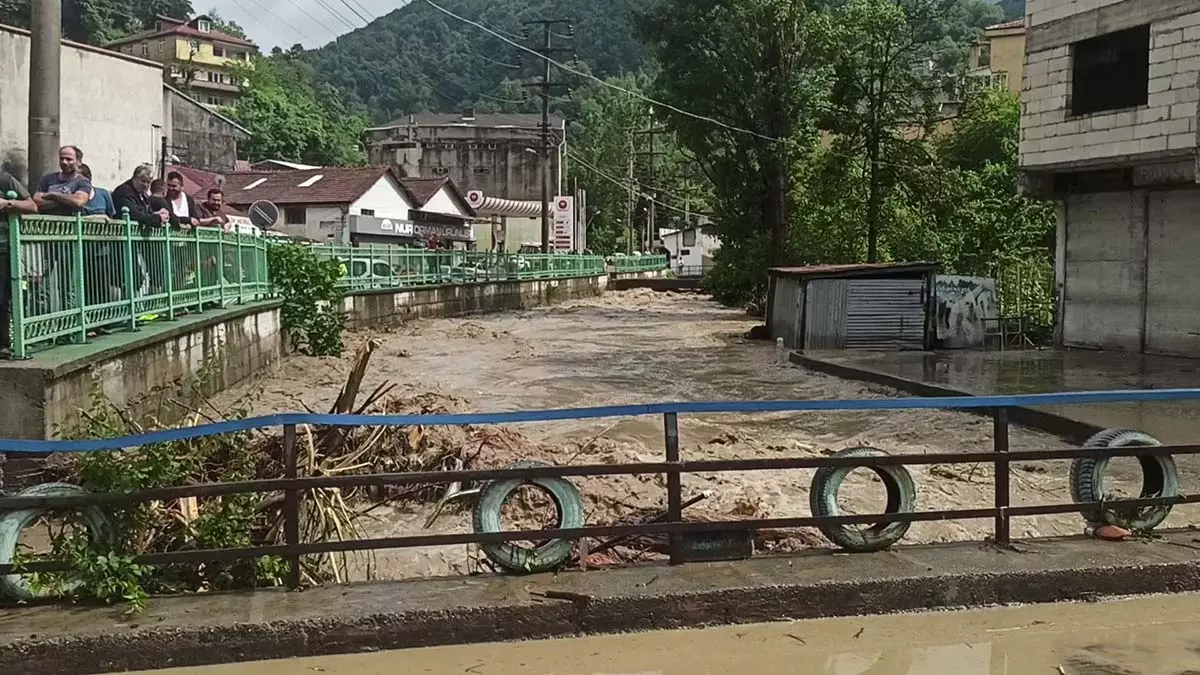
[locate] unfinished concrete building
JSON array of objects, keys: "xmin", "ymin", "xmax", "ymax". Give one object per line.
[{"xmin": 1020, "ymin": 1, "xmax": 1200, "ymax": 357}]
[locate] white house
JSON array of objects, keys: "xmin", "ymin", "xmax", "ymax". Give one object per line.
[{"xmin": 660, "ymin": 223, "xmax": 720, "ymax": 276}]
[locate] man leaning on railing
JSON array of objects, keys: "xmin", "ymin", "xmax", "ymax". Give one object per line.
[{"xmin": 0, "ymin": 170, "xmax": 38, "ymax": 356}]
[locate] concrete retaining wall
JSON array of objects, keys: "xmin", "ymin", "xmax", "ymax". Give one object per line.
[
  {"xmin": 0, "ymin": 303, "xmax": 283, "ymax": 442},
  {"xmin": 343, "ymin": 274, "xmax": 608, "ymax": 328}
]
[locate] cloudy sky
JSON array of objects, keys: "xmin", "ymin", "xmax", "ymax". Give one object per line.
[{"xmin": 202, "ymin": 0, "xmax": 413, "ymax": 50}]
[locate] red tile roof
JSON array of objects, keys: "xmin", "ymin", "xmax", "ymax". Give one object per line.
[
  {"xmin": 169, "ymin": 166, "xmax": 223, "ymax": 197},
  {"xmin": 106, "ymin": 15, "xmax": 256, "ymax": 48},
  {"xmin": 398, "ymin": 176, "xmax": 477, "ymax": 216},
  {"xmin": 221, "ymin": 166, "xmax": 401, "ymax": 206}
]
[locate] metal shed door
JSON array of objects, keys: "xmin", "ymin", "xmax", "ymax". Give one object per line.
[
  {"xmin": 1145, "ymin": 188, "xmax": 1200, "ymax": 357},
  {"xmin": 844, "ymin": 278, "xmax": 926, "ymax": 350}
]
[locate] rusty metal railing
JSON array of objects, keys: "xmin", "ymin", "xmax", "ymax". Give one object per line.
[{"xmin": 2, "ymin": 390, "xmax": 1199, "ymax": 584}]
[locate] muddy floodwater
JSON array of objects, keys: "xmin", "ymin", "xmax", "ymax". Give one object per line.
[
  {"xmin": 133, "ymin": 593, "xmax": 1200, "ymax": 674},
  {"xmin": 217, "ymin": 290, "xmax": 1200, "ymax": 579}
]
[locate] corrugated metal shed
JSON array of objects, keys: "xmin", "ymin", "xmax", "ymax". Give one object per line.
[{"xmin": 768, "ymin": 262, "xmax": 936, "ymax": 351}]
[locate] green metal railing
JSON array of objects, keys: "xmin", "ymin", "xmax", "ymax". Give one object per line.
[
  {"xmin": 610, "ymin": 254, "xmax": 670, "ymax": 273},
  {"xmin": 2, "ymin": 210, "xmax": 269, "ymax": 359},
  {"xmin": 309, "ymin": 244, "xmax": 607, "ymax": 292}
]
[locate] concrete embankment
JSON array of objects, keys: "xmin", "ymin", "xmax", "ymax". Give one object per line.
[{"xmin": 3, "ymin": 533, "xmax": 1200, "ymax": 674}]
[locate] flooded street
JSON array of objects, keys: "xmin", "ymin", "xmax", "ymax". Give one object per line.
[
  {"xmin": 134, "ymin": 593, "xmax": 1200, "ymax": 674},
  {"xmin": 217, "ymin": 291, "xmax": 1200, "ymax": 579}
]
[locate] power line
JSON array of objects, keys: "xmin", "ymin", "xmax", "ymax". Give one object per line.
[
  {"xmin": 311, "ymin": 0, "xmax": 361, "ymax": 32},
  {"xmin": 333, "ymin": 0, "xmax": 374, "ymax": 25},
  {"xmin": 569, "ymin": 150, "xmax": 712, "ymax": 219},
  {"xmin": 423, "ymin": 0, "xmax": 781, "ymax": 143},
  {"xmin": 240, "ymin": 0, "xmax": 326, "ymax": 45}
]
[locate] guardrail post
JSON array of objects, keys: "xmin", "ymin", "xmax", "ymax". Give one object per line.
[
  {"xmin": 993, "ymin": 407, "xmax": 1010, "ymax": 546},
  {"xmin": 664, "ymin": 412, "xmax": 684, "ymax": 565},
  {"xmin": 164, "ymin": 225, "xmax": 175, "ymax": 321},
  {"xmin": 216, "ymin": 227, "xmax": 226, "ymax": 307},
  {"xmin": 6, "ymin": 202, "xmax": 26, "ymax": 359},
  {"xmin": 191, "ymin": 226, "xmax": 202, "ymax": 312},
  {"xmin": 121, "ymin": 210, "xmax": 138, "ymax": 332},
  {"xmin": 71, "ymin": 213, "xmax": 87, "ymax": 344},
  {"xmin": 283, "ymin": 423, "xmax": 302, "ymax": 589}
]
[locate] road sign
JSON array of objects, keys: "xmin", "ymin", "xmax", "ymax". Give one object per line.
[
  {"xmin": 552, "ymin": 196, "xmax": 574, "ymax": 251},
  {"xmin": 248, "ymin": 200, "xmax": 279, "ymax": 230}
]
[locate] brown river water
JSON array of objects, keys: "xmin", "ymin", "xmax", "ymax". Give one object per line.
[
  {"xmin": 132, "ymin": 593, "xmax": 1200, "ymax": 674},
  {"xmin": 211, "ymin": 290, "xmax": 1200, "ymax": 580}
]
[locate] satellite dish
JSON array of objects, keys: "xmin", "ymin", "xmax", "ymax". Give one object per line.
[{"xmin": 248, "ymin": 200, "xmax": 279, "ymax": 230}]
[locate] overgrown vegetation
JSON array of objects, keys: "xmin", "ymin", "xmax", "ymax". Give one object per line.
[{"xmin": 267, "ymin": 242, "xmax": 347, "ymax": 357}]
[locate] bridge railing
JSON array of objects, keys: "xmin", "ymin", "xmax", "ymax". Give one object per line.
[
  {"xmin": 1, "ymin": 389, "xmax": 1198, "ymax": 594},
  {"xmin": 2, "ymin": 210, "xmax": 269, "ymax": 359},
  {"xmin": 308, "ymin": 244, "xmax": 607, "ymax": 291},
  {"xmin": 610, "ymin": 254, "xmax": 669, "ymax": 273}
]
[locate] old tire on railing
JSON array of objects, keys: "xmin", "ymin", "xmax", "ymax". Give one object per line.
[
  {"xmin": 810, "ymin": 447, "xmax": 916, "ymax": 553},
  {"xmin": 1070, "ymin": 428, "xmax": 1178, "ymax": 531},
  {"xmin": 0, "ymin": 482, "xmax": 114, "ymax": 601},
  {"xmin": 472, "ymin": 460, "xmax": 584, "ymax": 574}
]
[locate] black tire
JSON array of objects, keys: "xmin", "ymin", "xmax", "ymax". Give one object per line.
[
  {"xmin": 1070, "ymin": 428, "xmax": 1178, "ymax": 530},
  {"xmin": 810, "ymin": 447, "xmax": 916, "ymax": 552},
  {"xmin": 471, "ymin": 460, "xmax": 584, "ymax": 574},
  {"xmin": 0, "ymin": 482, "xmax": 114, "ymax": 601}
]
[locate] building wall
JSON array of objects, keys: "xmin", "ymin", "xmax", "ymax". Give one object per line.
[
  {"xmin": 163, "ymin": 87, "xmax": 244, "ymax": 172},
  {"xmin": 1020, "ymin": 6, "xmax": 1200, "ymax": 169},
  {"xmin": 0, "ymin": 27, "xmax": 164, "ymax": 188},
  {"xmin": 989, "ymin": 31, "xmax": 1027, "ymax": 95},
  {"xmin": 350, "ymin": 175, "xmax": 413, "ymax": 219},
  {"xmin": 367, "ymin": 125, "xmax": 563, "ymax": 202},
  {"xmin": 422, "ymin": 188, "xmax": 469, "ymax": 217}
]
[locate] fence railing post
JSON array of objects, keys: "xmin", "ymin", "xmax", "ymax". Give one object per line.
[
  {"xmin": 71, "ymin": 214, "xmax": 87, "ymax": 344},
  {"xmin": 163, "ymin": 225, "xmax": 175, "ymax": 320},
  {"xmin": 664, "ymin": 411, "xmax": 683, "ymax": 565},
  {"xmin": 6, "ymin": 202, "xmax": 26, "ymax": 359},
  {"xmin": 191, "ymin": 226, "xmax": 202, "ymax": 312},
  {"xmin": 121, "ymin": 210, "xmax": 138, "ymax": 332},
  {"xmin": 283, "ymin": 423, "xmax": 302, "ymax": 589},
  {"xmin": 993, "ymin": 407, "xmax": 1010, "ymax": 546}
]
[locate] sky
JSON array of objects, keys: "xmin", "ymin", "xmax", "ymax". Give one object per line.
[{"xmin": 202, "ymin": 0, "xmax": 413, "ymax": 50}]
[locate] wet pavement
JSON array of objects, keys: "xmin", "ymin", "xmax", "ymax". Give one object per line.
[
  {"xmin": 802, "ymin": 349, "xmax": 1200, "ymax": 444},
  {"xmin": 10, "ymin": 531, "xmax": 1200, "ymax": 675},
  {"xmin": 130, "ymin": 592, "xmax": 1200, "ymax": 674}
]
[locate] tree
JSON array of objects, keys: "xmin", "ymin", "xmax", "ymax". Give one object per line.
[
  {"xmin": 228, "ymin": 54, "xmax": 367, "ymax": 166},
  {"xmin": 204, "ymin": 8, "xmax": 247, "ymax": 39},
  {"xmin": 640, "ymin": 0, "xmax": 835, "ymax": 304},
  {"xmin": 1, "ymin": 0, "xmax": 196, "ymax": 44}
]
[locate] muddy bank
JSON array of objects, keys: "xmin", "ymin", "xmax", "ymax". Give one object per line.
[{"xmin": 217, "ymin": 291, "xmax": 1198, "ymax": 580}]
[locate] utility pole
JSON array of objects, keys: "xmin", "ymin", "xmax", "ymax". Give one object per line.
[
  {"xmin": 29, "ymin": 0, "xmax": 62, "ymax": 183},
  {"xmin": 522, "ymin": 19, "xmax": 573, "ymax": 254},
  {"xmin": 632, "ymin": 121, "xmax": 668, "ymax": 251},
  {"xmin": 626, "ymin": 129, "xmax": 635, "ymax": 255}
]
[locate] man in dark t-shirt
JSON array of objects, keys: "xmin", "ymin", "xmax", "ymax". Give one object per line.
[
  {"xmin": 0, "ymin": 170, "xmax": 38, "ymax": 354},
  {"xmin": 33, "ymin": 145, "xmax": 91, "ymax": 216}
]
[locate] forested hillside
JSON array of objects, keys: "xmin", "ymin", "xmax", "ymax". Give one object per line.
[{"xmin": 303, "ymin": 0, "xmax": 651, "ymax": 124}]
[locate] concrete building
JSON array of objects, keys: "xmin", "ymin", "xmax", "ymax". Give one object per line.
[
  {"xmin": 969, "ymin": 19, "xmax": 1027, "ymax": 95},
  {"xmin": 0, "ymin": 24, "xmax": 164, "ymax": 189},
  {"xmin": 163, "ymin": 85, "xmax": 250, "ymax": 173},
  {"xmin": 660, "ymin": 222, "xmax": 720, "ymax": 276},
  {"xmin": 1019, "ymin": 1, "xmax": 1200, "ymax": 357},
  {"xmin": 365, "ymin": 110, "xmax": 566, "ymax": 204},
  {"xmin": 222, "ymin": 167, "xmax": 476, "ymax": 248},
  {"xmin": 106, "ymin": 15, "xmax": 257, "ymax": 108}
]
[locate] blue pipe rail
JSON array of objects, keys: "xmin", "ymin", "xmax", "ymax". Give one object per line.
[{"xmin": 5, "ymin": 388, "xmax": 1200, "ymax": 453}]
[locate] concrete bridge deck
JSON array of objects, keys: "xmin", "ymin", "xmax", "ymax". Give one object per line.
[
  {"xmin": 5, "ymin": 531, "xmax": 1200, "ymax": 674},
  {"xmin": 796, "ymin": 348, "xmax": 1200, "ymax": 443}
]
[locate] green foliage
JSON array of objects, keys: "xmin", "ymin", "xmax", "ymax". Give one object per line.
[
  {"xmin": 0, "ymin": 0, "xmax": 195, "ymax": 44},
  {"xmin": 267, "ymin": 242, "xmax": 346, "ymax": 356},
  {"xmin": 304, "ymin": 0, "xmax": 654, "ymax": 122},
  {"xmin": 203, "ymin": 8, "xmax": 246, "ymax": 39},
  {"xmin": 228, "ymin": 54, "xmax": 367, "ymax": 166},
  {"xmin": 23, "ymin": 379, "xmax": 284, "ymax": 609}
]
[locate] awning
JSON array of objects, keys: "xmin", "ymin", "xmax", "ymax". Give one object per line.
[{"xmin": 465, "ymin": 191, "xmax": 543, "ymax": 218}]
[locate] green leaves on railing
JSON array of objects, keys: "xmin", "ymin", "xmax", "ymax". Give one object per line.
[{"xmin": 267, "ymin": 242, "xmax": 346, "ymax": 357}]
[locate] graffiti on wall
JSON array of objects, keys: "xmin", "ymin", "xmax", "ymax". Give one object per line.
[{"xmin": 935, "ymin": 276, "xmax": 998, "ymax": 348}]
